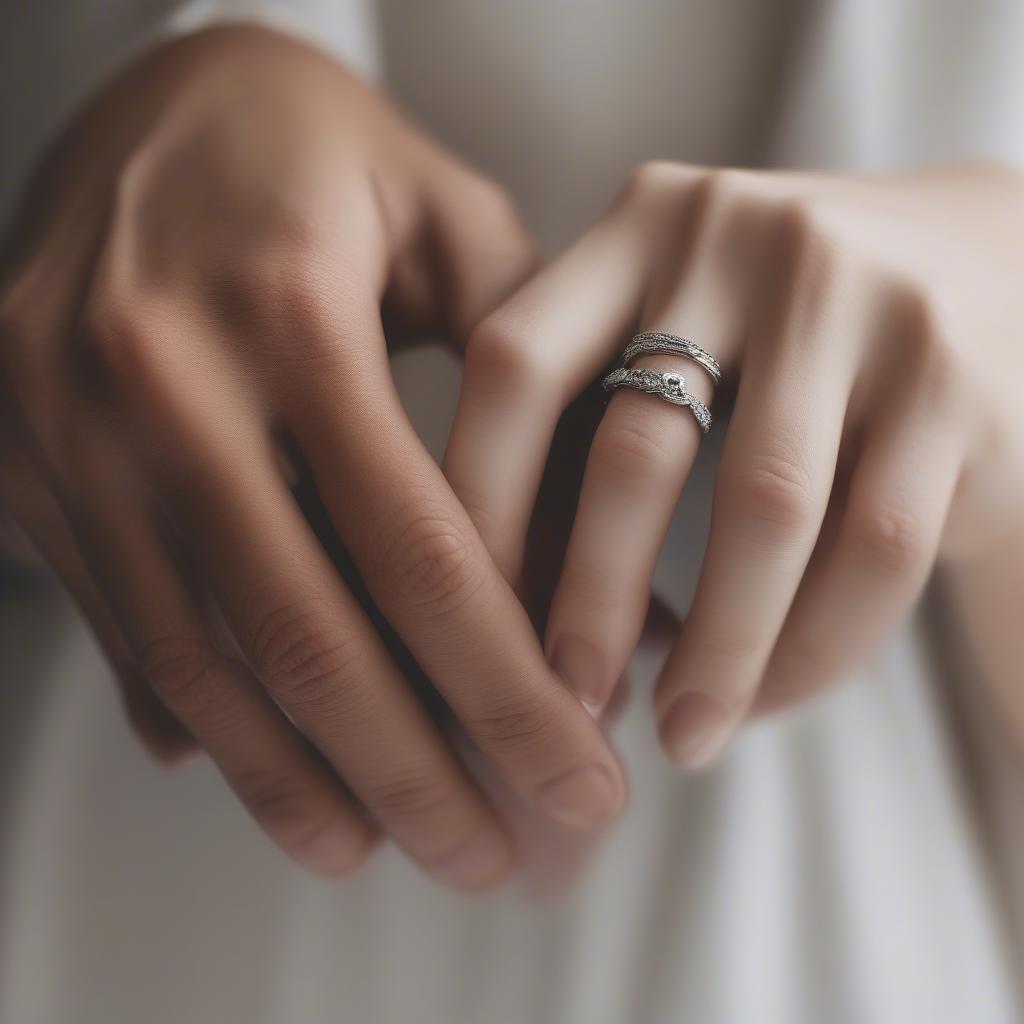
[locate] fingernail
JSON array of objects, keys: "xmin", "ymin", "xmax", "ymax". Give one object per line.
[
  {"xmin": 549, "ymin": 633, "xmax": 608, "ymax": 707},
  {"xmin": 428, "ymin": 829, "xmax": 516, "ymax": 890},
  {"xmin": 537, "ymin": 764, "xmax": 623, "ymax": 829},
  {"xmin": 660, "ymin": 692, "xmax": 732, "ymax": 769}
]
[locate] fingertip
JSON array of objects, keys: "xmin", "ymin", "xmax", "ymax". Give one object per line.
[
  {"xmin": 536, "ymin": 762, "xmax": 626, "ymax": 830},
  {"xmin": 149, "ymin": 737, "xmax": 203, "ymax": 767},
  {"xmin": 131, "ymin": 711, "xmax": 202, "ymax": 766},
  {"xmin": 427, "ymin": 827, "xmax": 520, "ymax": 892},
  {"xmin": 293, "ymin": 823, "xmax": 380, "ymax": 880},
  {"xmin": 657, "ymin": 691, "xmax": 733, "ymax": 770}
]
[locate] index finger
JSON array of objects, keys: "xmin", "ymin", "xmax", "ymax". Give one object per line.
[{"xmin": 289, "ymin": 306, "xmax": 626, "ymax": 831}]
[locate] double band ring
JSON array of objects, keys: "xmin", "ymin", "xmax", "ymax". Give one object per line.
[
  {"xmin": 601, "ymin": 367, "xmax": 712, "ymax": 433},
  {"xmin": 600, "ymin": 330, "xmax": 720, "ymax": 434},
  {"xmin": 622, "ymin": 331, "xmax": 722, "ymax": 386}
]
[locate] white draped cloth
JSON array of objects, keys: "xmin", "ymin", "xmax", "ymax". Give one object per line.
[{"xmin": 1, "ymin": 3, "xmax": 1023, "ymax": 1022}]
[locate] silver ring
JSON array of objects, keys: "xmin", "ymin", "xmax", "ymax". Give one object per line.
[
  {"xmin": 623, "ymin": 331, "xmax": 722, "ymax": 386},
  {"xmin": 601, "ymin": 367, "xmax": 712, "ymax": 434}
]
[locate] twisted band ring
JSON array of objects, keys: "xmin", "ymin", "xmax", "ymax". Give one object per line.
[
  {"xmin": 622, "ymin": 331, "xmax": 722, "ymax": 386},
  {"xmin": 601, "ymin": 367, "xmax": 712, "ymax": 433}
]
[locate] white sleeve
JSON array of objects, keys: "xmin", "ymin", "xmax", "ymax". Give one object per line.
[
  {"xmin": 0, "ymin": 0, "xmax": 382, "ymax": 222},
  {"xmin": 154, "ymin": 0, "xmax": 382, "ymax": 81}
]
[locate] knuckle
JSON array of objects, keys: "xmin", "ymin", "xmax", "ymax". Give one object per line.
[
  {"xmin": 83, "ymin": 288, "xmax": 165, "ymax": 392},
  {"xmin": 464, "ymin": 315, "xmax": 549, "ymax": 394},
  {"xmin": 765, "ymin": 224, "xmax": 846, "ymax": 362},
  {"xmin": 668, "ymin": 168, "xmax": 760, "ymax": 254},
  {"xmin": 249, "ymin": 597, "xmax": 363, "ymax": 708},
  {"xmin": 618, "ymin": 163, "xmax": 755, "ymax": 219},
  {"xmin": 918, "ymin": 333, "xmax": 964, "ymax": 408},
  {"xmin": 111, "ymin": 149, "xmax": 151, "ymax": 222},
  {"xmin": 731, "ymin": 446, "xmax": 816, "ymax": 534},
  {"xmin": 237, "ymin": 770, "xmax": 357, "ymax": 864},
  {"xmin": 776, "ymin": 195, "xmax": 828, "ymax": 243},
  {"xmin": 473, "ymin": 697, "xmax": 551, "ymax": 751},
  {"xmin": 140, "ymin": 635, "xmax": 221, "ymax": 714},
  {"xmin": 460, "ymin": 173, "xmax": 524, "ymax": 232},
  {"xmin": 772, "ymin": 196, "xmax": 840, "ymax": 277},
  {"xmin": 620, "ymin": 160, "xmax": 690, "ymax": 204},
  {"xmin": 889, "ymin": 280, "xmax": 964, "ymax": 403},
  {"xmin": 595, "ymin": 410, "xmax": 678, "ymax": 478},
  {"xmin": 690, "ymin": 167, "xmax": 755, "ymax": 216},
  {"xmin": 364, "ymin": 772, "xmax": 463, "ymax": 825},
  {"xmin": 378, "ymin": 505, "xmax": 487, "ymax": 617},
  {"xmin": 890, "ymin": 276, "xmax": 936, "ymax": 331},
  {"xmin": 362, "ymin": 772, "xmax": 498, "ymax": 875},
  {"xmin": 252, "ymin": 285, "xmax": 375, "ymax": 384},
  {"xmin": 614, "ymin": 164, "xmax": 767, "ymax": 249},
  {"xmin": 228, "ymin": 241, "xmax": 345, "ymax": 353},
  {"xmin": 847, "ymin": 503, "xmax": 928, "ymax": 576},
  {"xmin": 232, "ymin": 246, "xmax": 317, "ymax": 314},
  {"xmin": 239, "ymin": 771, "xmax": 310, "ymax": 825}
]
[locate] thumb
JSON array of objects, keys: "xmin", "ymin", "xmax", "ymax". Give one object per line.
[{"xmin": 419, "ymin": 168, "xmax": 541, "ymax": 346}]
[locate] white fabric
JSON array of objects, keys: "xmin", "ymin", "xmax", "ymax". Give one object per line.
[{"xmin": 1, "ymin": 3, "xmax": 1023, "ymax": 1022}]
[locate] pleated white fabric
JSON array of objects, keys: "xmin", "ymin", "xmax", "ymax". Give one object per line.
[{"xmin": 1, "ymin": 3, "xmax": 1023, "ymax": 1022}]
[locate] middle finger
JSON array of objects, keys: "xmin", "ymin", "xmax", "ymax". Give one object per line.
[{"xmin": 655, "ymin": 213, "xmax": 866, "ymax": 767}]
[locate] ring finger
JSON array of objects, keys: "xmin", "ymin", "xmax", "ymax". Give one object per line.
[{"xmin": 540, "ymin": 180, "xmax": 764, "ymax": 712}]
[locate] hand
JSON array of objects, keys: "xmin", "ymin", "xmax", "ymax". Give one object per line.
[
  {"xmin": 446, "ymin": 160, "xmax": 1024, "ymax": 767},
  {"xmin": 0, "ymin": 25, "xmax": 626, "ymax": 887}
]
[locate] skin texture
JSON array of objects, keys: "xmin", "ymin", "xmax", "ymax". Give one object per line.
[
  {"xmin": 0, "ymin": 25, "xmax": 629, "ymax": 889},
  {"xmin": 446, "ymin": 160, "xmax": 1024, "ymax": 767}
]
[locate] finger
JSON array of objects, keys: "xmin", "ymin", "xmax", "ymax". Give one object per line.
[
  {"xmin": 755, "ymin": 332, "xmax": 968, "ymax": 714},
  {"xmin": 516, "ymin": 382, "xmax": 608, "ymax": 625},
  {"xmin": 292, "ymin": 303, "xmax": 627, "ymax": 831},
  {"xmin": 543, "ymin": 343, "xmax": 717, "ymax": 710},
  {"xmin": 444, "ymin": 208, "xmax": 652, "ymax": 585},
  {"xmin": 421, "ymin": 166, "xmax": 540, "ymax": 344},
  {"xmin": 655, "ymin": 212, "xmax": 865, "ymax": 768},
  {"xmin": 178, "ymin": 435, "xmax": 522, "ymax": 889},
  {"xmin": 0, "ymin": 208, "xmax": 198, "ymax": 760},
  {"xmin": 49, "ymin": 412, "xmax": 378, "ymax": 878},
  {"xmin": 540, "ymin": 173, "xmax": 759, "ymax": 710},
  {"xmin": 79, "ymin": 508, "xmax": 378, "ymax": 878},
  {"xmin": 100, "ymin": 311, "xmax": 522, "ymax": 891},
  {"xmin": 380, "ymin": 162, "xmax": 537, "ymax": 349},
  {"xmin": 0, "ymin": 432, "xmax": 195, "ymax": 762}
]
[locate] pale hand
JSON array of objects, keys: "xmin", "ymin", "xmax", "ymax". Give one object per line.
[{"xmin": 446, "ymin": 160, "xmax": 1024, "ymax": 766}]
